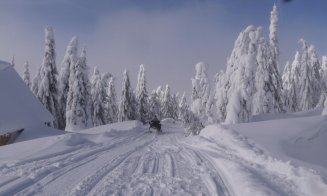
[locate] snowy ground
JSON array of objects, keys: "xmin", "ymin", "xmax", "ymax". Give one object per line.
[{"xmin": 0, "ymin": 117, "xmax": 327, "ymax": 195}]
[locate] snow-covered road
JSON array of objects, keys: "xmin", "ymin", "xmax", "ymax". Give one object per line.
[{"xmin": 0, "ymin": 120, "xmax": 326, "ymax": 195}]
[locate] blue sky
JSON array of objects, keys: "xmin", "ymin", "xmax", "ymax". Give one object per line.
[{"xmin": 0, "ymin": 0, "xmax": 327, "ymax": 96}]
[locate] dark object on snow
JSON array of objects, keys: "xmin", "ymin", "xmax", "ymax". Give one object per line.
[{"xmin": 149, "ymin": 116, "xmax": 162, "ymax": 132}]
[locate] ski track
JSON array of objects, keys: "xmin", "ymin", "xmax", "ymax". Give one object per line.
[{"xmin": 1, "ymin": 122, "xmax": 326, "ymax": 195}]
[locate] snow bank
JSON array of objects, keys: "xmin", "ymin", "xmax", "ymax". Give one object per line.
[
  {"xmin": 231, "ymin": 115, "xmax": 327, "ymax": 176},
  {"xmin": 199, "ymin": 124, "xmax": 327, "ymax": 195}
]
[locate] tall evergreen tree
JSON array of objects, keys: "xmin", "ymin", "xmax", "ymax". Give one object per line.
[
  {"xmin": 191, "ymin": 62, "xmax": 210, "ymax": 122},
  {"xmin": 106, "ymin": 77, "xmax": 118, "ymax": 123},
  {"xmin": 90, "ymin": 67, "xmax": 107, "ymax": 126},
  {"xmin": 321, "ymin": 56, "xmax": 327, "ymax": 92},
  {"xmin": 59, "ymin": 36, "xmax": 78, "ymax": 128},
  {"xmin": 135, "ymin": 64, "xmax": 149, "ymax": 123},
  {"xmin": 32, "ymin": 67, "xmax": 41, "ymax": 96},
  {"xmin": 22, "ymin": 61, "xmax": 31, "ymax": 88},
  {"xmin": 223, "ymin": 26, "xmax": 259, "ymax": 124},
  {"xmin": 65, "ymin": 47, "xmax": 92, "ymax": 130},
  {"xmin": 148, "ymin": 90, "xmax": 161, "ymax": 119},
  {"xmin": 269, "ymin": 4, "xmax": 279, "ymax": 60},
  {"xmin": 36, "ymin": 27, "xmax": 62, "ymax": 129},
  {"xmin": 118, "ymin": 70, "xmax": 137, "ymax": 121},
  {"xmin": 161, "ymin": 85, "xmax": 175, "ymax": 119}
]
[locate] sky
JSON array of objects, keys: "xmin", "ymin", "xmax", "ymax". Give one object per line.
[{"xmin": 1, "ymin": 0, "xmax": 327, "ymax": 97}]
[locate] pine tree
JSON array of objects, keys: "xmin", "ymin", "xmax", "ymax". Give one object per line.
[
  {"xmin": 32, "ymin": 67, "xmax": 41, "ymax": 96},
  {"xmin": 90, "ymin": 67, "xmax": 107, "ymax": 126},
  {"xmin": 65, "ymin": 47, "xmax": 92, "ymax": 130},
  {"xmin": 297, "ymin": 39, "xmax": 322, "ymax": 111},
  {"xmin": 269, "ymin": 4, "xmax": 279, "ymax": 60},
  {"xmin": 161, "ymin": 85, "xmax": 175, "ymax": 119},
  {"xmin": 148, "ymin": 90, "xmax": 161, "ymax": 119},
  {"xmin": 321, "ymin": 56, "xmax": 327, "ymax": 92},
  {"xmin": 223, "ymin": 26, "xmax": 259, "ymax": 124},
  {"xmin": 11, "ymin": 55, "xmax": 15, "ymax": 67},
  {"xmin": 106, "ymin": 77, "xmax": 118, "ymax": 123},
  {"xmin": 135, "ymin": 64, "xmax": 149, "ymax": 123},
  {"xmin": 178, "ymin": 92, "xmax": 189, "ymax": 122},
  {"xmin": 214, "ymin": 70, "xmax": 227, "ymax": 122},
  {"xmin": 252, "ymin": 38, "xmax": 284, "ymax": 115},
  {"xmin": 23, "ymin": 61, "xmax": 31, "ymax": 88},
  {"xmin": 191, "ymin": 62, "xmax": 210, "ymax": 122},
  {"xmin": 118, "ymin": 69, "xmax": 137, "ymax": 121},
  {"xmin": 58, "ymin": 36, "xmax": 78, "ymax": 128},
  {"xmin": 36, "ymin": 27, "xmax": 63, "ymax": 129}
]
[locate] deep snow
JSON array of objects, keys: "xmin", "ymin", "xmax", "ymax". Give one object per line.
[{"xmin": 0, "ymin": 116, "xmax": 327, "ymax": 195}]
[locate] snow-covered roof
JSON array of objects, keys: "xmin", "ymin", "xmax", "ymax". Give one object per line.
[
  {"xmin": 0, "ymin": 60, "xmax": 11, "ymax": 71},
  {"xmin": 0, "ymin": 64, "xmax": 53, "ymax": 134}
]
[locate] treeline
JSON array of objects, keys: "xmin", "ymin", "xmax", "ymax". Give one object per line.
[{"xmin": 22, "ymin": 28, "xmax": 202, "ymax": 135}]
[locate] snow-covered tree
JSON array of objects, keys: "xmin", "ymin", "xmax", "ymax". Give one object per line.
[
  {"xmin": 135, "ymin": 64, "xmax": 149, "ymax": 123},
  {"xmin": 191, "ymin": 62, "xmax": 210, "ymax": 122},
  {"xmin": 58, "ymin": 36, "xmax": 78, "ymax": 128},
  {"xmin": 11, "ymin": 55, "xmax": 15, "ymax": 67},
  {"xmin": 252, "ymin": 38, "xmax": 284, "ymax": 115},
  {"xmin": 65, "ymin": 47, "xmax": 92, "ymax": 130},
  {"xmin": 118, "ymin": 69, "xmax": 137, "ymax": 121},
  {"xmin": 269, "ymin": 4, "xmax": 279, "ymax": 60},
  {"xmin": 36, "ymin": 27, "xmax": 62, "ymax": 129},
  {"xmin": 178, "ymin": 92, "xmax": 189, "ymax": 122},
  {"xmin": 148, "ymin": 90, "xmax": 161, "ymax": 119},
  {"xmin": 223, "ymin": 26, "xmax": 259, "ymax": 124},
  {"xmin": 31, "ymin": 67, "xmax": 41, "ymax": 96},
  {"xmin": 161, "ymin": 85, "xmax": 175, "ymax": 119},
  {"xmin": 214, "ymin": 70, "xmax": 227, "ymax": 122},
  {"xmin": 106, "ymin": 76, "xmax": 118, "ymax": 123},
  {"xmin": 297, "ymin": 39, "xmax": 322, "ymax": 111},
  {"xmin": 22, "ymin": 61, "xmax": 31, "ymax": 88},
  {"xmin": 321, "ymin": 56, "xmax": 327, "ymax": 92},
  {"xmin": 90, "ymin": 67, "xmax": 107, "ymax": 126}
]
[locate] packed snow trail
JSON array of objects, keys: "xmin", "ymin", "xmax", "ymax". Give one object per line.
[{"xmin": 0, "ymin": 120, "xmax": 326, "ymax": 195}]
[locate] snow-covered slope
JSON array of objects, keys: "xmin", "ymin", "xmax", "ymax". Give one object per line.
[{"xmin": 0, "ymin": 119, "xmax": 326, "ymax": 195}]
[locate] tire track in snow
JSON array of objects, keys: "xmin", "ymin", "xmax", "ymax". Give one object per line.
[{"xmin": 2, "ymin": 131, "xmax": 147, "ymax": 195}]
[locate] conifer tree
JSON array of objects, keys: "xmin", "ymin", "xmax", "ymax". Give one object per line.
[
  {"xmin": 118, "ymin": 70, "xmax": 137, "ymax": 121},
  {"xmin": 269, "ymin": 4, "xmax": 279, "ymax": 60},
  {"xmin": 23, "ymin": 61, "xmax": 31, "ymax": 88},
  {"xmin": 161, "ymin": 85, "xmax": 175, "ymax": 119},
  {"xmin": 106, "ymin": 77, "xmax": 118, "ymax": 123},
  {"xmin": 36, "ymin": 27, "xmax": 63, "ymax": 129},
  {"xmin": 148, "ymin": 90, "xmax": 161, "ymax": 119},
  {"xmin": 191, "ymin": 62, "xmax": 210, "ymax": 122},
  {"xmin": 59, "ymin": 36, "xmax": 78, "ymax": 128},
  {"xmin": 90, "ymin": 67, "xmax": 107, "ymax": 126},
  {"xmin": 65, "ymin": 47, "xmax": 92, "ymax": 130},
  {"xmin": 135, "ymin": 64, "xmax": 149, "ymax": 123}
]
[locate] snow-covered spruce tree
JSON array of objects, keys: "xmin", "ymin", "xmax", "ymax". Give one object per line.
[
  {"xmin": 118, "ymin": 69, "xmax": 138, "ymax": 121},
  {"xmin": 106, "ymin": 76, "xmax": 118, "ymax": 123},
  {"xmin": 178, "ymin": 93, "xmax": 204, "ymax": 136},
  {"xmin": 36, "ymin": 27, "xmax": 63, "ymax": 129},
  {"xmin": 214, "ymin": 70, "xmax": 227, "ymax": 122},
  {"xmin": 269, "ymin": 4, "xmax": 279, "ymax": 60},
  {"xmin": 223, "ymin": 26, "xmax": 259, "ymax": 124},
  {"xmin": 252, "ymin": 38, "xmax": 284, "ymax": 115},
  {"xmin": 321, "ymin": 56, "xmax": 327, "ymax": 92},
  {"xmin": 148, "ymin": 90, "xmax": 161, "ymax": 119},
  {"xmin": 135, "ymin": 64, "xmax": 149, "ymax": 123},
  {"xmin": 297, "ymin": 39, "xmax": 322, "ymax": 111},
  {"xmin": 191, "ymin": 62, "xmax": 210, "ymax": 122},
  {"xmin": 171, "ymin": 93, "xmax": 180, "ymax": 120},
  {"xmin": 23, "ymin": 61, "xmax": 31, "ymax": 88},
  {"xmin": 155, "ymin": 86, "xmax": 164, "ymax": 119},
  {"xmin": 161, "ymin": 85, "xmax": 175, "ymax": 119},
  {"xmin": 90, "ymin": 67, "xmax": 107, "ymax": 126},
  {"xmin": 308, "ymin": 44, "xmax": 322, "ymax": 106},
  {"xmin": 58, "ymin": 36, "xmax": 78, "ymax": 128},
  {"xmin": 31, "ymin": 67, "xmax": 41, "ymax": 96},
  {"xmin": 11, "ymin": 55, "xmax": 15, "ymax": 67},
  {"xmin": 65, "ymin": 47, "xmax": 92, "ymax": 131}
]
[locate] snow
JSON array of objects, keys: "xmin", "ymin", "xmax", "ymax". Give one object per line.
[
  {"xmin": 0, "ymin": 117, "xmax": 327, "ymax": 195},
  {"xmin": 0, "ymin": 65, "xmax": 53, "ymax": 134}
]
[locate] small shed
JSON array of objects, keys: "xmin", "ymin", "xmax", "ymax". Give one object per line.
[{"xmin": 0, "ymin": 60, "xmax": 53, "ymax": 145}]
